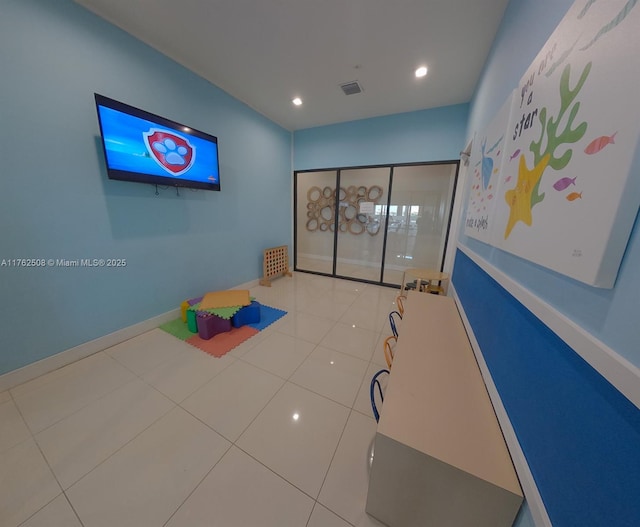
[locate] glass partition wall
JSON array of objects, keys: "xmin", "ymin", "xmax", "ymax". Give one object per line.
[
  {"xmin": 294, "ymin": 162, "xmax": 458, "ymax": 288},
  {"xmin": 295, "ymin": 171, "xmax": 337, "ymax": 275}
]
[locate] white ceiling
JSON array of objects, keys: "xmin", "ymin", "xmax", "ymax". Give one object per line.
[{"xmin": 75, "ymin": 0, "xmax": 510, "ymax": 131}]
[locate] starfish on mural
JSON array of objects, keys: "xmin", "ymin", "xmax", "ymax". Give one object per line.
[{"xmin": 504, "ymin": 153, "xmax": 551, "ymax": 239}]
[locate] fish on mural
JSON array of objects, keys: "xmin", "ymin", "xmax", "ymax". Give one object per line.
[
  {"xmin": 553, "ymin": 176, "xmax": 577, "ymax": 191},
  {"xmin": 584, "ymin": 132, "xmax": 617, "ymax": 154},
  {"xmin": 566, "ymin": 191, "xmax": 583, "ymax": 201},
  {"xmin": 509, "ymin": 149, "xmax": 521, "ymax": 161}
]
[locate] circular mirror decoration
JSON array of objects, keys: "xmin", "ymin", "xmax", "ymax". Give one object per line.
[
  {"xmin": 305, "ymin": 184, "xmax": 384, "ymax": 234},
  {"xmin": 307, "ymin": 186, "xmax": 322, "ymax": 202},
  {"xmin": 344, "ymin": 204, "xmax": 357, "ymax": 220},
  {"xmin": 367, "ymin": 185, "xmax": 383, "ymax": 201},
  {"xmin": 348, "ymin": 220, "xmax": 365, "ymax": 235},
  {"xmin": 366, "ymin": 219, "xmax": 381, "ymax": 235}
]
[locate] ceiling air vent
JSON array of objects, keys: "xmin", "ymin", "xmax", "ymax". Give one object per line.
[{"xmin": 340, "ymin": 81, "xmax": 363, "ymax": 95}]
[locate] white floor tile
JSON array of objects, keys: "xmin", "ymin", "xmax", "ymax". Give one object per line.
[
  {"xmin": 142, "ymin": 347, "xmax": 236, "ymax": 402},
  {"xmin": 319, "ymin": 322, "xmax": 380, "ymax": 361},
  {"xmin": 319, "ymin": 411, "xmax": 377, "ymax": 525},
  {"xmin": 339, "ymin": 304, "xmax": 388, "ymax": 332},
  {"xmin": 308, "ymin": 503, "xmax": 352, "ymax": 527},
  {"xmin": 240, "ymin": 331, "xmax": 315, "ymax": 379},
  {"xmin": 250, "ymin": 286, "xmax": 297, "ymax": 311},
  {"xmin": 0, "ymin": 439, "xmax": 61, "ymax": 527},
  {"xmin": 4, "ymin": 275, "xmax": 415, "ymax": 526},
  {"xmin": 36, "ymin": 378, "xmax": 175, "ymax": 489},
  {"xmin": 181, "ymin": 360, "xmax": 284, "ymax": 441},
  {"xmin": 67, "ymin": 407, "xmax": 230, "ymax": 527},
  {"xmin": 299, "ymin": 297, "xmax": 350, "ymax": 321},
  {"xmin": 105, "ymin": 328, "xmax": 192, "ymax": 375},
  {"xmin": 166, "ymin": 446, "xmax": 314, "ymax": 527},
  {"xmin": 275, "ymin": 311, "xmax": 336, "ymax": 344},
  {"xmin": 0, "ymin": 398, "xmax": 31, "ymax": 454},
  {"xmin": 19, "ymin": 494, "xmax": 82, "ymax": 527},
  {"xmin": 290, "ymin": 346, "xmax": 368, "ymax": 407},
  {"xmin": 341, "ymin": 287, "xmax": 397, "ymax": 332},
  {"xmin": 11, "ymin": 352, "xmax": 136, "ymax": 434},
  {"xmin": 236, "ymin": 382, "xmax": 349, "ymax": 498}
]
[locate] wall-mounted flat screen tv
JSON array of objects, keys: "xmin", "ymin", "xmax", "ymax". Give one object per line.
[{"xmin": 94, "ymin": 94, "xmax": 220, "ymax": 191}]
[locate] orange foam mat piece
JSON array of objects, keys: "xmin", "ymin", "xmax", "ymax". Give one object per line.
[
  {"xmin": 199, "ymin": 290, "xmax": 251, "ymax": 310},
  {"xmin": 186, "ymin": 325, "xmax": 259, "ymax": 358}
]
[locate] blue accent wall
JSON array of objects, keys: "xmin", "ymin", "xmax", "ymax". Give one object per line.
[
  {"xmin": 293, "ymin": 104, "xmax": 469, "ymax": 170},
  {"xmin": 456, "ymin": 0, "xmax": 640, "ymax": 525},
  {"xmin": 454, "ymin": 250, "xmax": 640, "ymax": 527},
  {"xmin": 0, "ymin": 0, "xmax": 291, "ymax": 375}
]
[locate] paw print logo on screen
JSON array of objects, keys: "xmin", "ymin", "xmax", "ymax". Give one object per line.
[{"xmin": 143, "ymin": 128, "xmax": 196, "ymax": 176}]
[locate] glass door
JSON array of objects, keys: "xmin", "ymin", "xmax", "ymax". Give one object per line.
[
  {"xmin": 382, "ymin": 164, "xmax": 457, "ymax": 285},
  {"xmin": 335, "ymin": 167, "xmax": 391, "ymax": 281},
  {"xmin": 294, "ymin": 162, "xmax": 458, "ymax": 287},
  {"xmin": 295, "ymin": 170, "xmax": 337, "ymax": 275}
]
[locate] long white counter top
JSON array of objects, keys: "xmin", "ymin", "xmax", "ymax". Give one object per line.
[{"xmin": 366, "ymin": 292, "xmax": 522, "ymax": 527}]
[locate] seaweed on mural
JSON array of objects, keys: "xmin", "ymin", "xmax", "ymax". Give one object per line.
[
  {"xmin": 503, "ymin": 62, "xmax": 591, "ymax": 239},
  {"xmin": 580, "ymin": 0, "xmax": 638, "ymax": 51}
]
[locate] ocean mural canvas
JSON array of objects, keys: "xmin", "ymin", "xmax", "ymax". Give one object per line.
[
  {"xmin": 486, "ymin": 0, "xmax": 640, "ymax": 288},
  {"xmin": 464, "ymin": 94, "xmax": 514, "ymax": 245}
]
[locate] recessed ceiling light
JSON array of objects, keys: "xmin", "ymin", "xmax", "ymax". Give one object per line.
[
  {"xmin": 292, "ymin": 97, "xmax": 302, "ymax": 106},
  {"xmin": 415, "ymin": 66, "xmax": 428, "ymax": 78}
]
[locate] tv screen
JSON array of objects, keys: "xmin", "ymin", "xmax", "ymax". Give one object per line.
[{"xmin": 94, "ymin": 94, "xmax": 220, "ymax": 191}]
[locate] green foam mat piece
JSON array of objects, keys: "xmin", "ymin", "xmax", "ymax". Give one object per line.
[
  {"xmin": 187, "ymin": 297, "xmax": 256, "ymax": 320},
  {"xmin": 187, "ymin": 303, "xmax": 241, "ymax": 319},
  {"xmin": 159, "ymin": 318, "xmax": 195, "ymax": 340}
]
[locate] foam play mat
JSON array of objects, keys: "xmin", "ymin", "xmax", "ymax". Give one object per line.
[
  {"xmin": 199, "ymin": 290, "xmax": 251, "ymax": 310},
  {"xmin": 160, "ymin": 303, "xmax": 287, "ymax": 358},
  {"xmin": 187, "ymin": 326, "xmax": 259, "ymax": 358}
]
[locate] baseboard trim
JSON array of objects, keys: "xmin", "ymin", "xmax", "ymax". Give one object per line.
[
  {"xmin": 0, "ymin": 280, "xmax": 264, "ymax": 392},
  {"xmin": 0, "ymin": 308, "xmax": 180, "ymax": 392},
  {"xmin": 457, "ymin": 244, "xmax": 640, "ymax": 410}
]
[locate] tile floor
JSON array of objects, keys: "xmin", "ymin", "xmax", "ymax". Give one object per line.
[
  {"xmin": 1, "ymin": 272, "xmax": 398, "ymax": 527},
  {"xmin": 295, "ymin": 256, "xmax": 405, "ymax": 286}
]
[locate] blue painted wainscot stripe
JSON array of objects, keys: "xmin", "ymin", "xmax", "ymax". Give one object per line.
[{"xmin": 452, "ymin": 249, "xmax": 640, "ymax": 527}]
